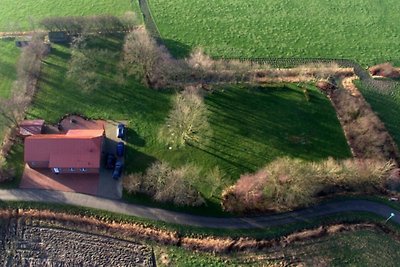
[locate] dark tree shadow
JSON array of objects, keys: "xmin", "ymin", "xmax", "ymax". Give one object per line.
[
  {"xmin": 126, "ymin": 128, "xmax": 145, "ymax": 147},
  {"xmin": 161, "ymin": 38, "xmax": 192, "ymax": 59}
]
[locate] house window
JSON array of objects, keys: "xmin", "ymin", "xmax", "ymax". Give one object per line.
[
  {"xmin": 69, "ymin": 168, "xmax": 75, "ymax": 172},
  {"xmin": 80, "ymin": 168, "xmax": 87, "ymax": 172}
]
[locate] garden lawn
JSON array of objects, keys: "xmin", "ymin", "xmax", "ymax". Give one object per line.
[
  {"xmin": 0, "ymin": 39, "xmax": 18, "ymax": 98},
  {"xmin": 0, "ymin": 0, "xmax": 140, "ymax": 31},
  {"xmin": 356, "ymin": 81, "xmax": 400, "ymax": 150},
  {"xmin": 0, "ymin": 38, "xmax": 19, "ymax": 141},
  {"xmin": 148, "ymin": 0, "xmax": 400, "ymax": 65},
  {"xmin": 27, "ymin": 35, "xmax": 350, "ymax": 212}
]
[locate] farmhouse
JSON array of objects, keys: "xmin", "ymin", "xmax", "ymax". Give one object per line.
[{"xmin": 24, "ymin": 129, "xmax": 105, "ymax": 174}]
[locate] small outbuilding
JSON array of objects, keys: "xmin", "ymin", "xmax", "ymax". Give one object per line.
[{"xmin": 19, "ymin": 120, "xmax": 45, "ymax": 137}]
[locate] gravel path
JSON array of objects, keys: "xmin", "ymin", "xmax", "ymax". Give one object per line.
[{"xmin": 0, "ymin": 189, "xmax": 399, "ymax": 229}]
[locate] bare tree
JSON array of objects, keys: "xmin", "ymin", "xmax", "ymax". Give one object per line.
[
  {"xmin": 160, "ymin": 87, "xmax": 212, "ymax": 148},
  {"xmin": 123, "ymin": 161, "xmax": 205, "ymax": 207},
  {"xmin": 121, "ymin": 27, "xmax": 174, "ymax": 88}
]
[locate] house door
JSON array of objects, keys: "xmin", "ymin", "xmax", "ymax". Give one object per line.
[{"xmin": 53, "ymin": 168, "xmax": 60, "ymax": 174}]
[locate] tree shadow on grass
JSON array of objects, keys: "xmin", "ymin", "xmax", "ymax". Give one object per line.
[
  {"xmin": 126, "ymin": 127, "xmax": 145, "ymax": 147},
  {"xmin": 124, "ymin": 145, "xmax": 157, "ymax": 174},
  {"xmin": 162, "ymin": 38, "xmax": 192, "ymax": 59}
]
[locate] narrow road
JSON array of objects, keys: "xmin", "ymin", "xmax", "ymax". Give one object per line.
[{"xmin": 0, "ymin": 189, "xmax": 398, "ymax": 229}]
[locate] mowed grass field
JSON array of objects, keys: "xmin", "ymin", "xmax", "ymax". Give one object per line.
[
  {"xmin": 0, "ymin": 38, "xmax": 19, "ymax": 141},
  {"xmin": 0, "ymin": 39, "xmax": 18, "ymax": 98},
  {"xmin": 0, "ymin": 0, "xmax": 140, "ymax": 31},
  {"xmin": 149, "ymin": 0, "xmax": 400, "ymax": 65},
  {"xmin": 25, "ymin": 34, "xmax": 350, "ymax": 211}
]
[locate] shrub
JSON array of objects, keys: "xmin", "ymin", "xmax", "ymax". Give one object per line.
[
  {"xmin": 369, "ymin": 63, "xmax": 400, "ymax": 79},
  {"xmin": 222, "ymin": 157, "xmax": 395, "ymax": 213},
  {"xmin": 123, "ymin": 162, "xmax": 205, "ymax": 207},
  {"xmin": 0, "ymin": 157, "xmax": 14, "ymax": 183},
  {"xmin": 159, "ymin": 87, "xmax": 211, "ymax": 148}
]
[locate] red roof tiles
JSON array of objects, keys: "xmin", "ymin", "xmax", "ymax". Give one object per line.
[{"xmin": 24, "ymin": 129, "xmax": 104, "ymax": 169}]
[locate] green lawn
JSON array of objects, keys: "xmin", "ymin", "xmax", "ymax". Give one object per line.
[
  {"xmin": 356, "ymin": 81, "xmax": 400, "ymax": 150},
  {"xmin": 0, "ymin": 38, "xmax": 19, "ymax": 141},
  {"xmin": 25, "ymin": 34, "xmax": 350, "ymax": 212},
  {"xmin": 0, "ymin": 0, "xmax": 140, "ymax": 31},
  {"xmin": 148, "ymin": 0, "xmax": 400, "ymax": 65},
  {"xmin": 0, "ymin": 39, "xmax": 19, "ymax": 99}
]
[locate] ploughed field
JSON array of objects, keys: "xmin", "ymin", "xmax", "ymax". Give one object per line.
[
  {"xmin": 149, "ymin": 0, "xmax": 400, "ymax": 65},
  {"xmin": 0, "ymin": 217, "xmax": 154, "ymax": 266}
]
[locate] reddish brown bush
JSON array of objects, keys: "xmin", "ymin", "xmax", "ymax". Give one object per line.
[
  {"xmin": 222, "ymin": 157, "xmax": 395, "ymax": 213},
  {"xmin": 369, "ymin": 63, "xmax": 400, "ymax": 79}
]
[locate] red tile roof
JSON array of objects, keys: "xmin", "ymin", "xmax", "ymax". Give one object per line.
[{"xmin": 24, "ymin": 129, "xmax": 104, "ymax": 169}]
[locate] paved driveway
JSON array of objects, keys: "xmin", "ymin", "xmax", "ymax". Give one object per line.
[
  {"xmin": 96, "ymin": 120, "xmax": 126, "ymax": 199},
  {"xmin": 20, "ymin": 165, "xmax": 99, "ymax": 195}
]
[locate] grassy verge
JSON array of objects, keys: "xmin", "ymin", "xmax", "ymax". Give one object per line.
[
  {"xmin": 154, "ymin": 229, "xmax": 400, "ymax": 266},
  {"xmin": 0, "ymin": 142, "xmax": 24, "ymax": 189},
  {"xmin": 148, "ymin": 0, "xmax": 400, "ymax": 65},
  {"xmin": 0, "ymin": 0, "xmax": 140, "ymax": 31},
  {"xmin": 0, "ymin": 38, "xmax": 20, "ymax": 141}
]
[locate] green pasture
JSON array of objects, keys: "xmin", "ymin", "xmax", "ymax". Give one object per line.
[
  {"xmin": 148, "ymin": 0, "xmax": 400, "ymax": 65},
  {"xmin": 0, "ymin": 0, "xmax": 140, "ymax": 31},
  {"xmin": 0, "ymin": 39, "xmax": 18, "ymax": 99},
  {"xmin": 0, "ymin": 38, "xmax": 19, "ymax": 141}
]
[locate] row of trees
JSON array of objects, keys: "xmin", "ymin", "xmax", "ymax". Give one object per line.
[
  {"xmin": 0, "ymin": 34, "xmax": 48, "ymax": 127},
  {"xmin": 40, "ymin": 12, "xmax": 138, "ymax": 34},
  {"xmin": 222, "ymin": 157, "xmax": 396, "ymax": 213},
  {"xmin": 121, "ymin": 27, "xmax": 348, "ymax": 90},
  {"xmin": 0, "ymin": 34, "xmax": 48, "ymax": 181}
]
